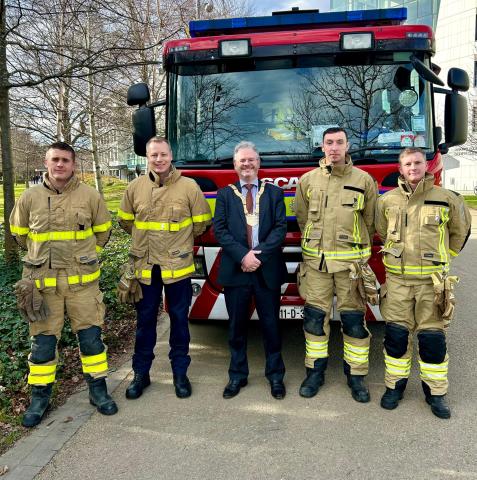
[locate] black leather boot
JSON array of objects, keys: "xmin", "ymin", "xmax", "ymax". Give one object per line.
[
  {"xmin": 86, "ymin": 376, "xmax": 118, "ymax": 415},
  {"xmin": 344, "ymin": 362, "xmax": 370, "ymax": 403},
  {"xmin": 380, "ymin": 378, "xmax": 408, "ymax": 410},
  {"xmin": 173, "ymin": 374, "xmax": 192, "ymax": 398},
  {"xmin": 299, "ymin": 368, "xmax": 324, "ymax": 398},
  {"xmin": 125, "ymin": 372, "xmax": 151, "ymax": 399},
  {"xmin": 422, "ymin": 382, "xmax": 451, "ymax": 419},
  {"xmin": 299, "ymin": 358, "xmax": 327, "ymax": 398},
  {"xmin": 22, "ymin": 384, "xmax": 52, "ymax": 428}
]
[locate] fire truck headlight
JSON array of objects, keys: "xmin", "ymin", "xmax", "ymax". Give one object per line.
[
  {"xmin": 219, "ymin": 39, "xmax": 250, "ymax": 57},
  {"xmin": 341, "ymin": 33, "xmax": 373, "ymax": 50}
]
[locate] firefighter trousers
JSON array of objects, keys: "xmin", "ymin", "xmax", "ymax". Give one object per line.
[
  {"xmin": 380, "ymin": 275, "xmax": 449, "ymax": 395},
  {"xmin": 301, "ymin": 266, "xmax": 371, "ymax": 375},
  {"xmin": 27, "ymin": 272, "xmax": 108, "ymax": 386}
]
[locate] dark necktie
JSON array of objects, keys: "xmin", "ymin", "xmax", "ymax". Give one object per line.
[{"xmin": 245, "ymin": 184, "xmax": 253, "ymax": 248}]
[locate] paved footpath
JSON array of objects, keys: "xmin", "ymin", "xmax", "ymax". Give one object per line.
[{"xmin": 1, "ymin": 211, "xmax": 477, "ymax": 480}]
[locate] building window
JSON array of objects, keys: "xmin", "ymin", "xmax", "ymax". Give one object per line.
[
  {"xmin": 472, "ymin": 106, "xmax": 477, "ymax": 133},
  {"xmin": 475, "ymin": 62, "xmax": 477, "ymax": 87}
]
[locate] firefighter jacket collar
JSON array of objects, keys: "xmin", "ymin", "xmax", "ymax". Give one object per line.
[
  {"xmin": 398, "ymin": 173, "xmax": 435, "ymax": 197},
  {"xmin": 43, "ymin": 172, "xmax": 79, "ymax": 194},
  {"xmin": 319, "ymin": 155, "xmax": 353, "ymax": 177},
  {"xmin": 148, "ymin": 166, "xmax": 181, "ymax": 186}
]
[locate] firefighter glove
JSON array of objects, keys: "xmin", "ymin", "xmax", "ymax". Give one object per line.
[
  {"xmin": 117, "ymin": 264, "xmax": 143, "ymax": 304},
  {"xmin": 14, "ymin": 278, "xmax": 49, "ymax": 322}
]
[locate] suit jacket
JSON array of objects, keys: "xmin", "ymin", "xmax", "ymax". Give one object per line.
[{"xmin": 213, "ymin": 180, "xmax": 287, "ymax": 290}]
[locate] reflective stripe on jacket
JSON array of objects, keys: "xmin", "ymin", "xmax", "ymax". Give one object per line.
[
  {"xmin": 118, "ymin": 167, "xmax": 212, "ymax": 284},
  {"xmin": 9, "ymin": 173, "xmax": 111, "ymax": 289},
  {"xmin": 375, "ymin": 173, "xmax": 471, "ymax": 281},
  {"xmin": 295, "ymin": 156, "xmax": 377, "ymax": 273}
]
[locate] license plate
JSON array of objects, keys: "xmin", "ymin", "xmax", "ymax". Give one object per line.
[{"xmin": 279, "ymin": 306, "xmax": 304, "ymax": 320}]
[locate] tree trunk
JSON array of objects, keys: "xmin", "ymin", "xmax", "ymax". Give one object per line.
[
  {"xmin": 0, "ymin": 0, "xmax": 18, "ymax": 262},
  {"xmin": 88, "ymin": 72, "xmax": 103, "ymax": 196}
]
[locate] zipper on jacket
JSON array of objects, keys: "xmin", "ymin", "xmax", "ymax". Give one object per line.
[
  {"xmin": 319, "ymin": 253, "xmax": 325, "ymax": 271},
  {"xmin": 405, "ymin": 213, "xmax": 407, "ymax": 227},
  {"xmin": 325, "ymin": 195, "xmax": 328, "ymax": 208}
]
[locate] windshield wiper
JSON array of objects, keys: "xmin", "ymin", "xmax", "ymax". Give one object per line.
[
  {"xmin": 214, "ymin": 151, "xmax": 319, "ymax": 165},
  {"xmin": 349, "ymin": 146, "xmax": 410, "ymax": 155}
]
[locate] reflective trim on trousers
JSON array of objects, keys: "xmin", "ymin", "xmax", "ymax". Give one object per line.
[
  {"xmin": 28, "ymin": 363, "xmax": 57, "ymax": 385},
  {"xmin": 343, "ymin": 342, "xmax": 369, "ymax": 365},
  {"xmin": 305, "ymin": 339, "xmax": 328, "ymax": 359},
  {"xmin": 384, "ymin": 353, "xmax": 411, "ymax": 377},
  {"xmin": 81, "ymin": 351, "xmax": 108, "ymax": 375}
]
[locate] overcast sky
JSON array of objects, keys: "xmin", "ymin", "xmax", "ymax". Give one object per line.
[{"xmin": 256, "ymin": 0, "xmax": 331, "ymax": 15}]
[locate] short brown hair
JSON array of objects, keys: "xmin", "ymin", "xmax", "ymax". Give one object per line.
[
  {"xmin": 399, "ymin": 147, "xmax": 425, "ymax": 164},
  {"xmin": 47, "ymin": 142, "xmax": 75, "ymax": 161},
  {"xmin": 323, "ymin": 127, "xmax": 348, "ymax": 142},
  {"xmin": 146, "ymin": 136, "xmax": 170, "ymax": 153}
]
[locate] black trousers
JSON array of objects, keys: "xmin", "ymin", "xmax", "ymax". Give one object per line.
[{"xmin": 224, "ymin": 272, "xmax": 285, "ymax": 382}]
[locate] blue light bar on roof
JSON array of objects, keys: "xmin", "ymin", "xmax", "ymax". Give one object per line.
[{"xmin": 189, "ymin": 8, "xmax": 407, "ymax": 38}]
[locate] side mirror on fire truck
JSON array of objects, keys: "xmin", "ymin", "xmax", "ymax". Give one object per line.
[
  {"xmin": 127, "ymin": 83, "xmax": 151, "ymax": 106},
  {"xmin": 439, "ymin": 68, "xmax": 469, "ymax": 153}
]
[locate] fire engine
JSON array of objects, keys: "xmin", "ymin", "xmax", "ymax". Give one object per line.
[{"xmin": 126, "ymin": 7, "xmax": 469, "ymax": 321}]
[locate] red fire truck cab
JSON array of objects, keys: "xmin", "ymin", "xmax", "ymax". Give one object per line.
[{"xmin": 127, "ymin": 7, "xmax": 469, "ymax": 321}]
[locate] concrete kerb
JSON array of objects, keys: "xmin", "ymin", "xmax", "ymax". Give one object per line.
[{"xmin": 0, "ymin": 313, "xmax": 170, "ymax": 480}]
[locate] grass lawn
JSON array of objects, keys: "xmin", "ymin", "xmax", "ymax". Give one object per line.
[{"xmin": 0, "ymin": 176, "xmax": 126, "ymax": 219}]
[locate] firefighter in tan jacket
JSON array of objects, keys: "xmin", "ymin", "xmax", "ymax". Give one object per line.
[
  {"xmin": 295, "ymin": 127, "xmax": 377, "ymax": 402},
  {"xmin": 376, "ymin": 147, "xmax": 471, "ymax": 419},
  {"xmin": 10, "ymin": 142, "xmax": 117, "ymax": 428},
  {"xmin": 117, "ymin": 136, "xmax": 211, "ymax": 400}
]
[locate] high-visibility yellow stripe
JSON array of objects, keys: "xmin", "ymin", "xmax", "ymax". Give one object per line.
[
  {"xmin": 419, "ymin": 359, "xmax": 448, "ymax": 381},
  {"xmin": 35, "ymin": 277, "xmax": 57, "ymax": 289},
  {"xmin": 118, "ymin": 208, "xmax": 135, "ymax": 220},
  {"xmin": 28, "ymin": 228, "xmax": 94, "ymax": 242},
  {"xmin": 28, "ymin": 363, "xmax": 57, "ymax": 385},
  {"xmin": 384, "ymin": 354, "xmax": 411, "ymax": 376},
  {"xmin": 449, "ymin": 249, "xmax": 458, "ymax": 257},
  {"xmin": 161, "ymin": 263, "xmax": 195, "ymax": 280},
  {"xmin": 92, "ymin": 221, "xmax": 112, "ymax": 233},
  {"xmin": 11, "ymin": 225, "xmax": 30, "ymax": 235},
  {"xmin": 136, "ymin": 269, "xmax": 152, "ymax": 279},
  {"xmin": 81, "ymin": 351, "xmax": 107, "ymax": 366},
  {"xmin": 134, "ymin": 217, "xmax": 193, "ymax": 232},
  {"xmin": 96, "ymin": 245, "xmax": 103, "ymax": 253},
  {"xmin": 438, "ymin": 207, "xmax": 450, "ymax": 264},
  {"xmin": 352, "ymin": 194, "xmax": 364, "ymax": 244},
  {"xmin": 305, "ymin": 339, "xmax": 328, "ymax": 358},
  {"xmin": 28, "ymin": 373, "xmax": 56, "ymax": 384},
  {"xmin": 29, "ymin": 364, "xmax": 56, "ymax": 374},
  {"xmin": 192, "ymin": 213, "xmax": 212, "ymax": 223},
  {"xmin": 68, "ymin": 269, "xmax": 101, "ymax": 285},
  {"xmin": 383, "ymin": 259, "xmax": 449, "ymax": 276},
  {"xmin": 343, "ymin": 342, "xmax": 369, "ymax": 364},
  {"xmin": 81, "ymin": 351, "xmax": 108, "ymax": 374},
  {"xmin": 324, "ymin": 247, "xmax": 371, "ymax": 260}
]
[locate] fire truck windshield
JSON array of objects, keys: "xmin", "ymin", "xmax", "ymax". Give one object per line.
[{"xmin": 168, "ymin": 54, "xmax": 434, "ymax": 165}]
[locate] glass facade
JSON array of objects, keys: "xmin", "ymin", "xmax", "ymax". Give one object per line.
[{"xmin": 329, "ymin": 0, "xmax": 440, "ymax": 28}]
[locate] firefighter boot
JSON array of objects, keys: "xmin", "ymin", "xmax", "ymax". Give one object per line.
[
  {"xmin": 299, "ymin": 358, "xmax": 327, "ymax": 398},
  {"xmin": 22, "ymin": 384, "xmax": 52, "ymax": 428},
  {"xmin": 380, "ymin": 378, "xmax": 408, "ymax": 410},
  {"xmin": 344, "ymin": 362, "xmax": 370, "ymax": 403},
  {"xmin": 86, "ymin": 375, "xmax": 118, "ymax": 415},
  {"xmin": 422, "ymin": 382, "xmax": 451, "ymax": 419},
  {"xmin": 126, "ymin": 372, "xmax": 151, "ymax": 399}
]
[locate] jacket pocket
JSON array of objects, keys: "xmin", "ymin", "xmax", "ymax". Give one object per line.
[
  {"xmin": 307, "ymin": 189, "xmax": 323, "ymax": 222},
  {"xmin": 386, "ymin": 207, "xmax": 402, "ymax": 242},
  {"xmin": 420, "ymin": 205, "xmax": 449, "ymax": 257},
  {"xmin": 74, "ymin": 208, "xmax": 92, "ymax": 231},
  {"xmin": 341, "ymin": 186, "xmax": 365, "ymax": 211},
  {"xmin": 297, "ymin": 262, "xmax": 307, "ymax": 301},
  {"xmin": 302, "ymin": 224, "xmax": 322, "ymax": 257}
]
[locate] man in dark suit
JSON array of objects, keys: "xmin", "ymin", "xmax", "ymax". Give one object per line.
[{"xmin": 213, "ymin": 141, "xmax": 287, "ymax": 400}]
